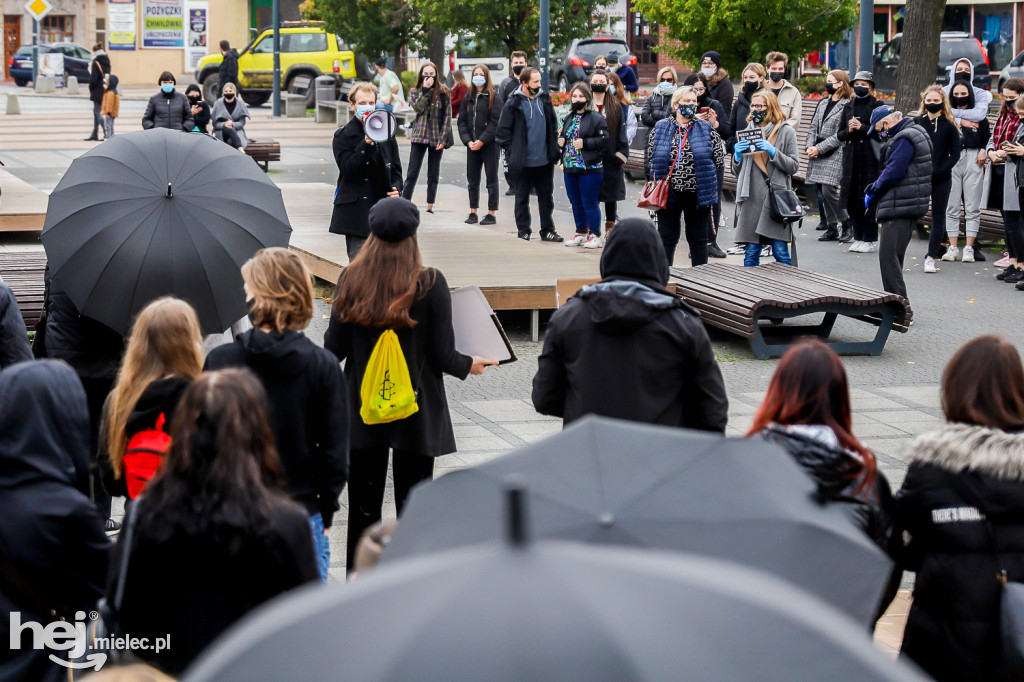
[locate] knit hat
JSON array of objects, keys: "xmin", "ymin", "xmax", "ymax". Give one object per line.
[
  {"xmin": 869, "ymin": 105, "xmax": 893, "ymax": 129},
  {"xmin": 852, "ymin": 70, "xmax": 875, "ymax": 86},
  {"xmin": 606, "ymin": 51, "xmax": 620, "ymax": 65},
  {"xmin": 369, "ymin": 197, "xmax": 420, "ymax": 242},
  {"xmin": 701, "ymin": 51, "xmax": 722, "ymax": 69},
  {"xmin": 185, "ymin": 83, "xmax": 201, "ymax": 96}
]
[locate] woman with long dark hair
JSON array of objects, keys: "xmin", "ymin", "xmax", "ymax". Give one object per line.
[
  {"xmin": 589, "ymin": 70, "xmax": 628, "ymax": 239},
  {"xmin": 894, "ymin": 335, "xmax": 1024, "ymax": 681},
  {"xmin": 747, "ymin": 339, "xmax": 892, "ymax": 547},
  {"xmin": 559, "ymin": 82, "xmax": 608, "ymax": 249},
  {"xmin": 402, "ymin": 62, "xmax": 451, "ymax": 213},
  {"xmin": 110, "ymin": 369, "xmax": 319, "ymax": 674},
  {"xmin": 985, "ymin": 78, "xmax": 1024, "ymax": 284},
  {"xmin": 325, "ymin": 197, "xmax": 495, "ymax": 574},
  {"xmin": 458, "ymin": 63, "xmax": 503, "ymax": 225}
]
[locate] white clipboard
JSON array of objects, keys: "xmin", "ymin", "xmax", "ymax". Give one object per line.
[{"xmin": 450, "ymin": 286, "xmax": 516, "ymax": 364}]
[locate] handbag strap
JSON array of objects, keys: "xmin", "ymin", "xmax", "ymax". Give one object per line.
[{"xmin": 659, "ymin": 125, "xmax": 688, "ymax": 181}]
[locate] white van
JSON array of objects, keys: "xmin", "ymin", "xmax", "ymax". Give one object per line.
[{"xmin": 449, "ymin": 36, "xmax": 509, "ymax": 86}]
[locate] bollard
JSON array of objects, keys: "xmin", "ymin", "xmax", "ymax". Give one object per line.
[
  {"xmin": 65, "ymin": 75, "xmax": 79, "ymax": 95},
  {"xmin": 35, "ymin": 76, "xmax": 55, "ymax": 93},
  {"xmin": 6, "ymin": 92, "xmax": 20, "ymax": 115}
]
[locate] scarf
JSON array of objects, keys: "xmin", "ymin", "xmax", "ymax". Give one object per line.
[
  {"xmin": 736, "ymin": 122, "xmax": 778, "ymax": 203},
  {"xmin": 994, "ymin": 108, "xmax": 1022, "ymax": 148}
]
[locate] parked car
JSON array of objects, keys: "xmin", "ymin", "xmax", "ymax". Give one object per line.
[
  {"xmin": 549, "ymin": 36, "xmax": 635, "ymax": 93},
  {"xmin": 449, "ymin": 36, "xmax": 508, "ymax": 86},
  {"xmin": 873, "ymin": 31, "xmax": 991, "ymax": 94},
  {"xmin": 195, "ymin": 21, "xmax": 369, "ymax": 107},
  {"xmin": 998, "ymin": 49, "xmax": 1024, "ymax": 90},
  {"xmin": 9, "ymin": 42, "xmax": 92, "ymax": 87}
]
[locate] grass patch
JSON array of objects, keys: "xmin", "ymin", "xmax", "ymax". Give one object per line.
[{"xmin": 313, "ymin": 276, "xmax": 335, "ymax": 302}]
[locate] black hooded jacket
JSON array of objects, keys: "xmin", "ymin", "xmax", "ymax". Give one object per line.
[
  {"xmin": 532, "ymin": 219, "xmax": 728, "ymax": 430},
  {"xmin": 205, "ymin": 328, "xmax": 349, "ymax": 526},
  {"xmin": 0, "ymin": 283, "xmax": 31, "ymax": 369},
  {"xmin": 41, "ymin": 267, "xmax": 124, "ymax": 380},
  {"xmin": 218, "ymin": 48, "xmax": 240, "ymax": 89},
  {"xmin": 0, "ymin": 361, "xmax": 112, "ymax": 682}
]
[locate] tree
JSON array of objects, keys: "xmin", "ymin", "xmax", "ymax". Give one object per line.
[
  {"xmin": 306, "ymin": 0, "xmax": 422, "ymax": 63},
  {"xmin": 416, "ymin": 0, "xmax": 607, "ymax": 57},
  {"xmin": 631, "ymin": 0, "xmax": 858, "ymax": 78},
  {"xmin": 894, "ymin": 0, "xmax": 945, "ymax": 113}
]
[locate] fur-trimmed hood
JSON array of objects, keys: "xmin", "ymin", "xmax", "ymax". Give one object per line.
[
  {"xmin": 908, "ymin": 423, "xmax": 1024, "ymax": 482},
  {"xmin": 708, "ymin": 68, "xmax": 730, "ymax": 88}
]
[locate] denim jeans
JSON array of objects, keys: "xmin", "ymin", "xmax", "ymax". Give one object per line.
[
  {"xmin": 309, "ymin": 513, "xmax": 330, "ymax": 582},
  {"xmin": 563, "ymin": 170, "xmax": 603, "ymax": 236},
  {"xmin": 743, "ymin": 240, "xmax": 792, "ymax": 266}
]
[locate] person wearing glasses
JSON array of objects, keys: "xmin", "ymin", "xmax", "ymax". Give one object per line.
[{"xmin": 641, "ymin": 67, "xmax": 678, "ymax": 128}]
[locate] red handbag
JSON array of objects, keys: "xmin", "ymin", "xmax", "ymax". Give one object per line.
[{"xmin": 638, "ymin": 128, "xmax": 687, "ymax": 210}]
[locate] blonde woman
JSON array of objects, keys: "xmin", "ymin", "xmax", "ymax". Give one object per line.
[
  {"xmin": 806, "ymin": 70, "xmax": 854, "ymax": 243},
  {"xmin": 732, "ymin": 90, "xmax": 799, "ymax": 266},
  {"xmin": 100, "ymin": 297, "xmax": 203, "ymax": 499},
  {"xmin": 205, "ymin": 246, "xmax": 349, "ymax": 582},
  {"xmin": 913, "ymin": 85, "xmax": 963, "ymax": 273},
  {"xmin": 641, "ymin": 66, "xmax": 677, "ymax": 127}
]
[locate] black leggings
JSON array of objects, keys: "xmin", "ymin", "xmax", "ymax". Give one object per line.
[
  {"xmin": 403, "ymin": 143, "xmax": 443, "ymax": 204},
  {"xmin": 656, "ymin": 191, "xmax": 710, "ymax": 267},
  {"xmin": 221, "ymin": 126, "xmax": 243, "ymax": 149},
  {"xmin": 604, "ymin": 201, "xmax": 616, "ymax": 224},
  {"xmin": 927, "ymin": 175, "xmax": 952, "ymax": 259},
  {"xmin": 1007, "ymin": 205, "xmax": 1024, "ymax": 262}
]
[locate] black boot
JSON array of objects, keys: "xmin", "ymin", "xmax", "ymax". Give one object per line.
[
  {"xmin": 838, "ymin": 222, "xmax": 853, "ymax": 243},
  {"xmin": 815, "ymin": 221, "xmax": 827, "ymax": 231},
  {"xmin": 818, "ymin": 224, "xmax": 840, "ymax": 242},
  {"xmin": 707, "ymin": 241, "xmax": 727, "ymax": 258}
]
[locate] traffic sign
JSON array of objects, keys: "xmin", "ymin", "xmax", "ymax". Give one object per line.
[{"xmin": 24, "ymin": 0, "xmax": 53, "ymax": 22}]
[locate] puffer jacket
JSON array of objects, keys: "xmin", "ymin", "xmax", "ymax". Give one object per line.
[
  {"xmin": 532, "ymin": 218, "xmax": 728, "ymax": 431},
  {"xmin": 641, "ymin": 91, "xmax": 674, "ymax": 128},
  {"xmin": 874, "ymin": 119, "xmax": 933, "ymax": 221},
  {"xmin": 142, "ymin": 90, "xmax": 194, "ymax": 132},
  {"xmin": 894, "ymin": 423, "xmax": 1024, "ymax": 682},
  {"xmin": 458, "ymin": 90, "xmax": 503, "ymax": 145},
  {"xmin": 756, "ymin": 423, "xmax": 894, "ymax": 547}
]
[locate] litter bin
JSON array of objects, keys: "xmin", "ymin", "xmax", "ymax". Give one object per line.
[{"xmin": 315, "ymin": 76, "xmax": 337, "ymax": 117}]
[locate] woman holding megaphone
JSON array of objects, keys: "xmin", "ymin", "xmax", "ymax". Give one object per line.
[{"xmin": 330, "ymin": 81, "xmax": 404, "ymax": 260}]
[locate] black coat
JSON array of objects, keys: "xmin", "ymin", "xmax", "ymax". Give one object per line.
[
  {"xmin": 0, "ymin": 361, "xmax": 112, "ymax": 682},
  {"xmin": 458, "ymin": 90, "xmax": 503, "ymax": 145},
  {"xmin": 495, "ymin": 90, "xmax": 561, "ymax": 177},
  {"xmin": 641, "ymin": 91, "xmax": 673, "ymax": 129},
  {"xmin": 218, "ymin": 49, "xmax": 239, "ymax": 89},
  {"xmin": 205, "ymin": 328, "xmax": 349, "ymax": 526},
  {"xmin": 726, "ymin": 90, "xmax": 754, "ymax": 153},
  {"xmin": 324, "ymin": 269, "xmax": 473, "ymax": 457},
  {"xmin": 838, "ymin": 95, "xmax": 885, "ymax": 207},
  {"xmin": 532, "ymin": 219, "xmax": 728, "ymax": 431},
  {"xmin": 98, "ymin": 376, "xmax": 189, "ymax": 500},
  {"xmin": 88, "ymin": 52, "xmax": 110, "ymax": 103},
  {"xmin": 557, "ymin": 110, "xmax": 609, "ymax": 170},
  {"xmin": 329, "ymin": 117, "xmax": 403, "ymax": 237},
  {"xmin": 0, "ymin": 283, "xmax": 31, "ymax": 369},
  {"xmin": 142, "ymin": 91, "xmax": 195, "ymax": 132},
  {"xmin": 40, "ymin": 267, "xmax": 124, "ymax": 380},
  {"xmin": 703, "ymin": 97, "xmax": 733, "ymax": 141},
  {"xmin": 894, "ymin": 424, "xmax": 1024, "ymax": 682},
  {"xmin": 110, "ymin": 494, "xmax": 318, "ymax": 675},
  {"xmin": 706, "ymin": 72, "xmax": 734, "ymax": 116},
  {"xmin": 497, "ymin": 75, "xmax": 519, "ymax": 105},
  {"xmin": 597, "ymin": 101, "xmax": 630, "ymax": 202},
  {"xmin": 913, "ymin": 113, "xmax": 962, "ymax": 180},
  {"xmin": 191, "ymin": 99, "xmax": 212, "ymax": 133}
]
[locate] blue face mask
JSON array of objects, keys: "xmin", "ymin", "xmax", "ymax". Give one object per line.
[
  {"xmin": 472, "ymin": 75, "xmax": 487, "ymax": 88},
  {"xmin": 355, "ymin": 104, "xmax": 375, "ymax": 119},
  {"xmin": 657, "ymin": 81, "xmax": 675, "ymax": 93},
  {"xmin": 161, "ymin": 83, "xmax": 175, "ymax": 94},
  {"xmin": 609, "ymin": 84, "xmax": 616, "ymax": 96}
]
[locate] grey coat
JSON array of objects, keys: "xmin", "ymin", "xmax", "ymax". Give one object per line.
[
  {"xmin": 732, "ymin": 123, "xmax": 800, "ymax": 243},
  {"xmin": 805, "ymin": 97, "xmax": 849, "ymax": 186},
  {"xmin": 981, "ymin": 124, "xmax": 1024, "ymax": 211},
  {"xmin": 210, "ymin": 97, "xmax": 251, "ymax": 148}
]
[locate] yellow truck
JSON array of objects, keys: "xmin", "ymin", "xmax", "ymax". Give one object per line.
[{"xmin": 195, "ymin": 22, "xmax": 370, "ymax": 107}]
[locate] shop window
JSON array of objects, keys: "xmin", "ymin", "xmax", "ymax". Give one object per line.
[
  {"xmin": 41, "ymin": 15, "xmax": 73, "ymax": 43},
  {"xmin": 975, "ymin": 3, "xmax": 1014, "ymax": 71}
]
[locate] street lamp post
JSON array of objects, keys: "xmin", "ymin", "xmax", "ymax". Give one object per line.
[
  {"xmin": 272, "ymin": 0, "xmax": 281, "ymax": 116},
  {"xmin": 31, "ymin": 19, "xmax": 39, "ymax": 87},
  {"xmin": 538, "ymin": 0, "xmax": 550, "ymax": 91},
  {"xmin": 858, "ymin": 0, "xmax": 874, "ymax": 72}
]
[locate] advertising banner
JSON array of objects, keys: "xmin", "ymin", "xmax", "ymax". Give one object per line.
[
  {"xmin": 142, "ymin": 0, "xmax": 184, "ymax": 49},
  {"xmin": 186, "ymin": 1, "xmax": 208, "ymax": 71},
  {"xmin": 109, "ymin": 0, "xmax": 137, "ymax": 51}
]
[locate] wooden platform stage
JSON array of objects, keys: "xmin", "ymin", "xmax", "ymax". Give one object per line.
[
  {"xmin": 0, "ymin": 168, "xmax": 48, "ymax": 232},
  {"xmin": 281, "ymin": 183, "xmax": 604, "ymax": 336}
]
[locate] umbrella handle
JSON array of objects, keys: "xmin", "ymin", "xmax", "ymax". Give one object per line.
[
  {"xmin": 166, "ymin": 183, "xmax": 173, "ymax": 198},
  {"xmin": 505, "ymin": 484, "xmax": 529, "ymax": 547}
]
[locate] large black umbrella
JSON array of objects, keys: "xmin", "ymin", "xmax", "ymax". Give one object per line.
[
  {"xmin": 41, "ymin": 128, "xmax": 291, "ymax": 334},
  {"xmin": 386, "ymin": 416, "xmax": 893, "ymax": 627},
  {"xmin": 184, "ymin": 489, "xmax": 925, "ymax": 682}
]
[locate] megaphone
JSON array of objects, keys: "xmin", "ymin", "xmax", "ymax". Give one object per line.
[{"xmin": 363, "ymin": 109, "xmax": 397, "ymax": 143}]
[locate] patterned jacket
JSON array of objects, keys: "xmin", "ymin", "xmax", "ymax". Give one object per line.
[
  {"xmin": 408, "ymin": 87, "xmax": 451, "ymax": 147},
  {"xmin": 805, "ymin": 96, "xmax": 849, "ymax": 186}
]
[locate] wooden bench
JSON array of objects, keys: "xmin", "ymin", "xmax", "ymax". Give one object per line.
[
  {"xmin": 244, "ymin": 141, "xmax": 281, "ymax": 171},
  {"xmin": 668, "ymin": 262, "xmax": 911, "ymax": 359},
  {"xmin": 0, "ymin": 251, "xmax": 47, "ymax": 328}
]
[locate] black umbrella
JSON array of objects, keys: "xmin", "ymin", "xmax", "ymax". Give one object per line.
[
  {"xmin": 184, "ymin": 488, "xmax": 925, "ymax": 682},
  {"xmin": 386, "ymin": 416, "xmax": 893, "ymax": 627},
  {"xmin": 41, "ymin": 128, "xmax": 291, "ymax": 335}
]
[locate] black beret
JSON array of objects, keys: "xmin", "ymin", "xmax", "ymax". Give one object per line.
[{"xmin": 369, "ymin": 197, "xmax": 420, "ymax": 242}]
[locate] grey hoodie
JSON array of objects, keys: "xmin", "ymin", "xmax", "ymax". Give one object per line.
[
  {"xmin": 943, "ymin": 58, "xmax": 992, "ymax": 124},
  {"xmin": 514, "ymin": 89, "xmax": 550, "ymax": 168}
]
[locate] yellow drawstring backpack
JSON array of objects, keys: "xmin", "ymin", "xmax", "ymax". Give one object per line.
[{"xmin": 359, "ymin": 329, "xmax": 419, "ymax": 424}]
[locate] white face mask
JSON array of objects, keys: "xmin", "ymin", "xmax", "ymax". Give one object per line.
[
  {"xmin": 701, "ymin": 66, "xmax": 717, "ymax": 78},
  {"xmin": 472, "ymin": 75, "xmax": 486, "ymax": 88}
]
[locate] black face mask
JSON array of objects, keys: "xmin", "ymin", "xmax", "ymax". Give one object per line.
[
  {"xmin": 527, "ymin": 86, "xmax": 539, "ymax": 96},
  {"xmin": 924, "ymin": 101, "xmax": 944, "ymax": 113},
  {"xmin": 188, "ymin": 95, "xmax": 200, "ymax": 102},
  {"xmin": 591, "ymin": 83, "xmax": 607, "ymax": 93},
  {"xmin": 224, "ymin": 94, "xmax": 235, "ymax": 101},
  {"xmin": 825, "ymin": 83, "xmax": 836, "ymax": 95},
  {"xmin": 742, "ymin": 81, "xmax": 759, "ymax": 97},
  {"xmin": 571, "ymin": 100, "xmax": 586, "ymax": 111},
  {"xmin": 954, "ymin": 71, "xmax": 971, "ymax": 83},
  {"xmin": 512, "ymin": 65, "xmax": 524, "ymax": 76},
  {"xmin": 769, "ymin": 72, "xmax": 784, "ymax": 83},
  {"xmin": 951, "ymin": 96, "xmax": 971, "ymax": 109},
  {"xmin": 853, "ymin": 85, "xmax": 870, "ymax": 98}
]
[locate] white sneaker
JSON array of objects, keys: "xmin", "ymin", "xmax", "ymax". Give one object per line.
[
  {"xmin": 565, "ymin": 233, "xmax": 586, "ymax": 247},
  {"xmin": 941, "ymin": 245, "xmax": 959, "ymax": 262},
  {"xmin": 726, "ymin": 244, "xmax": 746, "ymax": 255},
  {"xmin": 962, "ymin": 245, "xmax": 975, "ymax": 263},
  {"xmin": 847, "ymin": 241, "xmax": 863, "ymax": 252},
  {"xmin": 583, "ymin": 235, "xmax": 603, "ymax": 249},
  {"xmin": 761, "ymin": 245, "xmax": 773, "ymax": 258},
  {"xmin": 862, "ymin": 242, "xmax": 876, "ymax": 253},
  {"xmin": 924, "ymin": 256, "xmax": 937, "ymax": 273}
]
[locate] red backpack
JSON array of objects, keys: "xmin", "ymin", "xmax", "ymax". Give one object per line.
[{"xmin": 122, "ymin": 413, "xmax": 171, "ymax": 499}]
